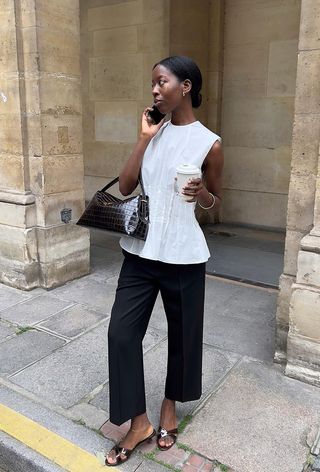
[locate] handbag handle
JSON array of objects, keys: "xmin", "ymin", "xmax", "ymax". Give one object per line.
[{"xmin": 100, "ymin": 169, "xmax": 147, "ymax": 199}]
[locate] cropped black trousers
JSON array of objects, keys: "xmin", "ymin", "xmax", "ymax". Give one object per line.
[{"xmin": 107, "ymin": 248, "xmax": 206, "ymax": 426}]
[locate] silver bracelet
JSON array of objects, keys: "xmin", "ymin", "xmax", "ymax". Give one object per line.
[{"xmin": 197, "ymin": 192, "xmax": 215, "ymax": 209}]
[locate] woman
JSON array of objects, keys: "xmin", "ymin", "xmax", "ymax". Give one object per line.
[{"xmin": 105, "ymin": 55, "xmax": 224, "ymax": 466}]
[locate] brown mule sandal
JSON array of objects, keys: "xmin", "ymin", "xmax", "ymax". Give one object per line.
[
  {"xmin": 156, "ymin": 425, "xmax": 178, "ymax": 451},
  {"xmin": 105, "ymin": 427, "xmax": 156, "ymax": 466}
]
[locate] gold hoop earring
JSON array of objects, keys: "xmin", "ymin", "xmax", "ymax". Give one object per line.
[{"xmin": 183, "ymin": 91, "xmax": 186, "ymax": 96}]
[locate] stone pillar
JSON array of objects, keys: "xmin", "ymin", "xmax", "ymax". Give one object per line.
[
  {"xmin": 274, "ymin": 0, "xmax": 320, "ymax": 386},
  {"xmin": 0, "ymin": 0, "xmax": 89, "ymax": 290}
]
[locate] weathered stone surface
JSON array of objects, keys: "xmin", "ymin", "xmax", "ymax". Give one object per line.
[
  {"xmin": 222, "ymin": 97, "xmax": 295, "ymax": 148},
  {"xmin": 35, "ymin": 189, "xmax": 86, "ymax": 227},
  {"xmin": 40, "ymin": 115, "xmax": 82, "ymax": 156},
  {"xmin": 203, "ymin": 284, "xmax": 277, "ymax": 362},
  {"xmin": 94, "ymin": 101, "xmax": 138, "ymax": 143},
  {"xmin": 87, "ymin": 1, "xmax": 143, "ymax": 31},
  {"xmin": 286, "ymin": 174, "xmax": 316, "ymax": 232},
  {"xmin": 68, "ymin": 402, "xmax": 108, "ymax": 430},
  {"xmin": 0, "ymin": 155, "xmax": 24, "ymax": 192},
  {"xmin": 0, "ymin": 225, "xmax": 38, "ymax": 263},
  {"xmin": 290, "ymin": 113, "xmax": 320, "ymax": 178},
  {"xmin": 289, "ymin": 287, "xmax": 320, "ymax": 340},
  {"xmin": 220, "ymin": 188, "xmax": 288, "ymax": 228},
  {"xmin": 49, "ymin": 276, "xmax": 118, "ymax": 316},
  {"xmin": 0, "ymin": 319, "xmax": 16, "ymax": 342},
  {"xmin": 137, "ymin": 21, "xmax": 168, "ymax": 53},
  {"xmin": 30, "ymin": 155, "xmax": 85, "ymax": 195},
  {"xmin": 295, "ymin": 50, "xmax": 320, "ymax": 115},
  {"xmin": 296, "ymin": 250, "xmax": 320, "ymax": 288},
  {"xmin": 0, "ymin": 329, "xmax": 66, "ymax": 377},
  {"xmin": 90, "ymin": 54, "xmax": 143, "ymax": 101},
  {"xmin": 180, "ymin": 357, "xmax": 320, "ymax": 472},
  {"xmin": 223, "ymin": 145, "xmax": 291, "ymax": 194},
  {"xmin": 0, "ymin": 293, "xmax": 74, "ymax": 326},
  {"xmin": 83, "ymin": 141, "xmax": 134, "ymax": 178},
  {"xmin": 0, "ymin": 0, "xmax": 89, "ymax": 290},
  {"xmin": 0, "ymin": 115, "xmax": 23, "ymax": 155},
  {"xmin": 38, "ymin": 303, "xmax": 108, "ymax": 339},
  {"xmin": 0, "ymin": 201, "xmax": 36, "ymax": 229},
  {"xmin": 298, "ymin": 0, "xmax": 320, "ymax": 50},
  {"xmin": 282, "ymin": 229, "xmax": 306, "ymax": 276},
  {"xmin": 40, "ymin": 76, "xmax": 82, "ymax": 115},
  {"xmin": 10, "ymin": 320, "xmax": 165, "ymax": 408},
  {"xmin": 93, "ymin": 26, "xmax": 138, "ymax": 56},
  {"xmin": 220, "ymin": 0, "xmax": 300, "ymax": 231},
  {"xmin": 267, "ymin": 39, "xmax": 299, "ymax": 97},
  {"xmin": 37, "ymin": 28, "xmax": 80, "ymax": 76},
  {"xmin": 286, "ymin": 332, "xmax": 320, "ymax": 387},
  {"xmin": 276, "ymin": 0, "xmax": 320, "ymax": 385},
  {"xmin": 224, "ymin": 0, "xmax": 301, "ymax": 45},
  {"xmin": 38, "ymin": 220, "xmax": 86, "ymax": 254},
  {"xmin": 223, "ymin": 41, "xmax": 268, "ymax": 82},
  {"xmin": 275, "ymin": 274, "xmax": 294, "ymax": 325}
]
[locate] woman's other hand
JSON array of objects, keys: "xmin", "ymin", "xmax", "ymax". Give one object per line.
[
  {"xmin": 140, "ymin": 107, "xmax": 165, "ymax": 140},
  {"xmin": 177, "ymin": 177, "xmax": 204, "ymax": 203}
]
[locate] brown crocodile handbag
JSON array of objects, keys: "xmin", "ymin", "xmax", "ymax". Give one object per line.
[{"xmin": 76, "ymin": 170, "xmax": 150, "ymax": 240}]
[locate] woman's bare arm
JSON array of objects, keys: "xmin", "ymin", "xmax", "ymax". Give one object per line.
[
  {"xmin": 118, "ymin": 136, "xmax": 151, "ymax": 196},
  {"xmin": 181, "ymin": 139, "xmax": 224, "ymax": 210},
  {"xmin": 199, "ymin": 140, "xmax": 224, "ymax": 210},
  {"xmin": 119, "ymin": 107, "xmax": 166, "ymax": 196}
]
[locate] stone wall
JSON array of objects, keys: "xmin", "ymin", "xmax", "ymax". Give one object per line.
[
  {"xmin": 0, "ymin": 0, "xmax": 89, "ymax": 290},
  {"xmin": 80, "ymin": 0, "xmax": 302, "ymax": 230},
  {"xmin": 275, "ymin": 0, "xmax": 320, "ymax": 386},
  {"xmin": 80, "ymin": 0, "xmax": 170, "ymax": 201},
  {"xmin": 217, "ymin": 0, "xmax": 301, "ymax": 229}
]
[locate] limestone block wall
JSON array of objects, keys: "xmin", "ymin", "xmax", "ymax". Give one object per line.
[
  {"xmin": 216, "ymin": 0, "xmax": 301, "ymax": 229},
  {"xmin": 169, "ymin": 0, "xmax": 210, "ymax": 126},
  {"xmin": 168, "ymin": 0, "xmax": 213, "ymax": 225},
  {"xmin": 0, "ymin": 1, "xmax": 37, "ymax": 287},
  {"xmin": 277, "ymin": 0, "xmax": 320, "ymax": 386},
  {"xmin": 0, "ymin": 0, "xmax": 89, "ymax": 289},
  {"xmin": 80, "ymin": 0, "xmax": 301, "ymax": 231},
  {"xmin": 207, "ymin": 0, "xmax": 224, "ymax": 135},
  {"xmin": 80, "ymin": 0, "xmax": 170, "ymax": 201}
]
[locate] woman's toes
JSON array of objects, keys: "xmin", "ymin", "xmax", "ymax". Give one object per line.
[
  {"xmin": 105, "ymin": 451, "xmax": 117, "ymax": 464},
  {"xmin": 159, "ymin": 436, "xmax": 173, "ymax": 448}
]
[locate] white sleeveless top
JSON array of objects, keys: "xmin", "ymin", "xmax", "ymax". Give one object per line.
[{"xmin": 119, "ymin": 119, "xmax": 222, "ymax": 264}]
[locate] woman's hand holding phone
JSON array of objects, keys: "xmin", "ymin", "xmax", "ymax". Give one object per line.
[{"xmin": 140, "ymin": 106, "xmax": 166, "ymax": 141}]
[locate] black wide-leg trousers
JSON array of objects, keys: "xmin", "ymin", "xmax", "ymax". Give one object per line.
[{"xmin": 107, "ymin": 248, "xmax": 206, "ymax": 426}]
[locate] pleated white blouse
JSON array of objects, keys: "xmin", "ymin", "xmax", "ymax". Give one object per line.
[{"xmin": 119, "ymin": 119, "xmax": 222, "ymax": 264}]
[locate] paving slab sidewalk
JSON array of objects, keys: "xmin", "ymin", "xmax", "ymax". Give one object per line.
[{"xmin": 0, "ymin": 228, "xmax": 319, "ymax": 472}]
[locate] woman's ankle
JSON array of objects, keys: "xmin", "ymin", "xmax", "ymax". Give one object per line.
[
  {"xmin": 164, "ymin": 396, "xmax": 175, "ymax": 403},
  {"xmin": 130, "ymin": 413, "xmax": 152, "ymax": 431}
]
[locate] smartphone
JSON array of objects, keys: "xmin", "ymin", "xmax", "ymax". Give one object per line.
[{"xmin": 147, "ymin": 104, "xmax": 166, "ymax": 124}]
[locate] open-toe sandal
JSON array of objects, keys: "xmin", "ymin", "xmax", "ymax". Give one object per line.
[
  {"xmin": 156, "ymin": 425, "xmax": 178, "ymax": 451},
  {"xmin": 105, "ymin": 427, "xmax": 156, "ymax": 466}
]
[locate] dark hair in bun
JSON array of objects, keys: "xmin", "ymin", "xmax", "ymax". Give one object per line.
[{"xmin": 152, "ymin": 55, "xmax": 203, "ymax": 109}]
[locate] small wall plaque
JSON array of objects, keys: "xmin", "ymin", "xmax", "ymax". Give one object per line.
[{"xmin": 61, "ymin": 208, "xmax": 72, "ymax": 223}]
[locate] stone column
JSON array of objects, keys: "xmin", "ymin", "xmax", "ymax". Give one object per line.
[
  {"xmin": 274, "ymin": 0, "xmax": 320, "ymax": 385},
  {"xmin": 0, "ymin": 0, "xmax": 89, "ymax": 290}
]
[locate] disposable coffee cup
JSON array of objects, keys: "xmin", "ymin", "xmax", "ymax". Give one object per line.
[{"xmin": 176, "ymin": 164, "xmax": 201, "ymax": 201}]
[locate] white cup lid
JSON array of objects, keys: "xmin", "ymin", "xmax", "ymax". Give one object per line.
[{"xmin": 176, "ymin": 164, "xmax": 201, "ymax": 174}]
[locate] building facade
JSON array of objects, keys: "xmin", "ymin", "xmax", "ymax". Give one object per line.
[{"xmin": 0, "ymin": 0, "xmax": 319, "ymax": 386}]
